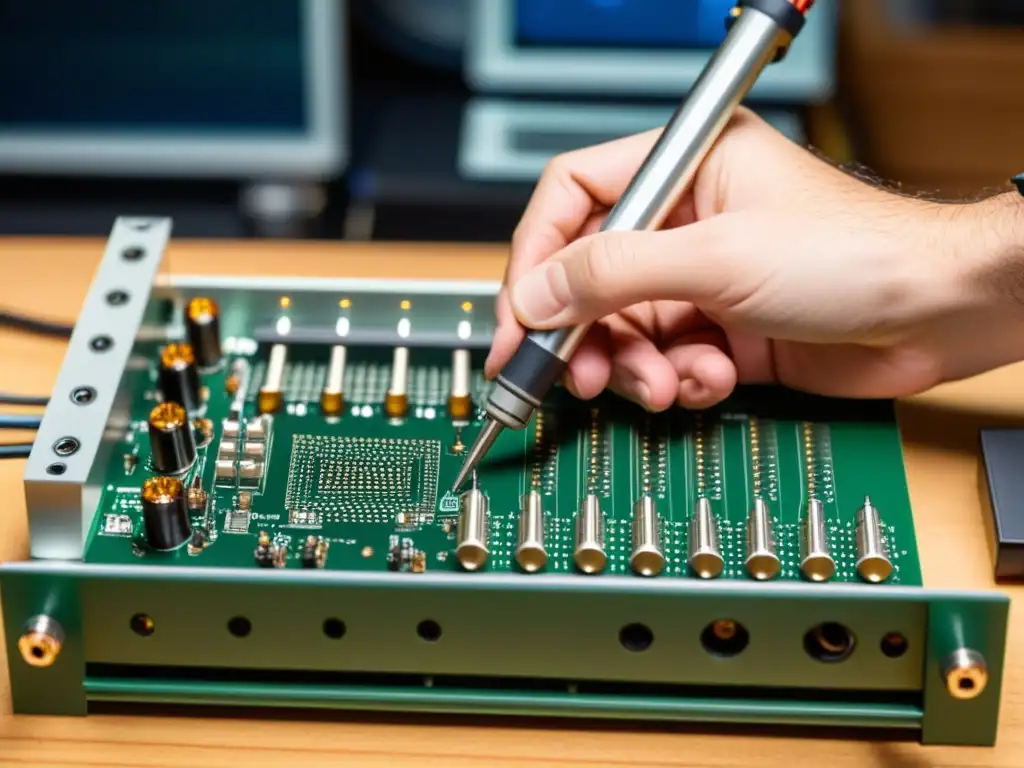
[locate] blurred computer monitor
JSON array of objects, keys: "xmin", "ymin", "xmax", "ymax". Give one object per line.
[
  {"xmin": 465, "ymin": 0, "xmax": 835, "ymax": 102},
  {"xmin": 0, "ymin": 0, "xmax": 345, "ymax": 180}
]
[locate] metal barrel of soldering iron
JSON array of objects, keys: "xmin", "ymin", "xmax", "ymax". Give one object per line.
[{"xmin": 455, "ymin": 0, "xmax": 814, "ymax": 489}]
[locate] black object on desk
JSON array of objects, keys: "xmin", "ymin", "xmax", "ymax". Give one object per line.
[{"xmin": 979, "ymin": 428, "xmax": 1024, "ymax": 581}]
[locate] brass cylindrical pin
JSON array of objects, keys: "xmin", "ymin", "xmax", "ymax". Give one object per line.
[
  {"xmin": 185, "ymin": 297, "xmax": 222, "ymax": 368},
  {"xmin": 800, "ymin": 498, "xmax": 835, "ymax": 582},
  {"xmin": 688, "ymin": 497, "xmax": 724, "ymax": 579},
  {"xmin": 448, "ymin": 349, "xmax": 473, "ymax": 421},
  {"xmin": 158, "ymin": 342, "xmax": 201, "ymax": 413},
  {"xmin": 455, "ymin": 485, "xmax": 489, "ymax": 571},
  {"xmin": 515, "ymin": 490, "xmax": 548, "ymax": 572},
  {"xmin": 258, "ymin": 344, "xmax": 287, "ymax": 414},
  {"xmin": 856, "ymin": 496, "xmax": 893, "ymax": 583},
  {"xmin": 148, "ymin": 402, "xmax": 196, "ymax": 474},
  {"xmin": 746, "ymin": 498, "xmax": 780, "ymax": 580},
  {"xmin": 630, "ymin": 495, "xmax": 665, "ymax": 577},
  {"xmin": 320, "ymin": 345, "xmax": 347, "ymax": 416},
  {"xmin": 384, "ymin": 347, "xmax": 410, "ymax": 418},
  {"xmin": 574, "ymin": 493, "xmax": 607, "ymax": 574}
]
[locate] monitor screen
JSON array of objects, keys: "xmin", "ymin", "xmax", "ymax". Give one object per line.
[
  {"xmin": 0, "ymin": 0, "xmax": 342, "ymax": 178},
  {"xmin": 515, "ymin": 0, "xmax": 736, "ymax": 50}
]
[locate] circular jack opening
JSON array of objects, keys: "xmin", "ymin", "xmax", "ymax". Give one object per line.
[
  {"xmin": 130, "ymin": 613, "xmax": 155, "ymax": 637},
  {"xmin": 701, "ymin": 619, "xmax": 750, "ymax": 657},
  {"xmin": 619, "ymin": 623, "xmax": 653, "ymax": 652},
  {"xmin": 323, "ymin": 618, "xmax": 346, "ymax": 639},
  {"xmin": 45, "ymin": 463, "xmax": 66, "ymax": 476},
  {"xmin": 417, "ymin": 620, "xmax": 442, "ymax": 642},
  {"xmin": 881, "ymin": 632, "xmax": 909, "ymax": 659},
  {"xmin": 71, "ymin": 386, "xmax": 96, "ymax": 405},
  {"xmin": 227, "ymin": 616, "xmax": 252, "ymax": 638},
  {"xmin": 53, "ymin": 437, "xmax": 80, "ymax": 456},
  {"xmin": 804, "ymin": 622, "xmax": 856, "ymax": 663}
]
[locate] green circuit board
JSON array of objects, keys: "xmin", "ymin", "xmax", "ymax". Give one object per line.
[{"xmin": 85, "ymin": 344, "xmax": 922, "ymax": 585}]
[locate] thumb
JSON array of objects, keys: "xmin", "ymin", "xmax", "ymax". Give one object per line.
[{"xmin": 509, "ymin": 215, "xmax": 746, "ymax": 328}]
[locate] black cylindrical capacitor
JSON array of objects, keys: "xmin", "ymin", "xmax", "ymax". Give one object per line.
[
  {"xmin": 148, "ymin": 402, "xmax": 196, "ymax": 474},
  {"xmin": 141, "ymin": 475, "xmax": 191, "ymax": 550},
  {"xmin": 158, "ymin": 342, "xmax": 202, "ymax": 413},
  {"xmin": 185, "ymin": 297, "xmax": 222, "ymax": 369}
]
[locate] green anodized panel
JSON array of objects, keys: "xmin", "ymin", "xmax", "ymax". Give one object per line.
[{"xmin": 85, "ymin": 344, "xmax": 922, "ymax": 586}]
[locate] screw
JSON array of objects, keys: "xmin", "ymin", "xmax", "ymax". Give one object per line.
[
  {"xmin": 89, "ymin": 335, "xmax": 113, "ymax": 352},
  {"xmin": 105, "ymin": 290, "xmax": 130, "ymax": 306},
  {"xmin": 121, "ymin": 246, "xmax": 146, "ymax": 261},
  {"xmin": 70, "ymin": 387, "xmax": 96, "ymax": 405}
]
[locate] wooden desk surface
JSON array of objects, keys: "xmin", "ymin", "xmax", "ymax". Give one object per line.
[{"xmin": 0, "ymin": 237, "xmax": 1022, "ymax": 767}]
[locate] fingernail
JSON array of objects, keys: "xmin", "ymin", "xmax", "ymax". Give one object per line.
[{"xmin": 511, "ymin": 264, "xmax": 564, "ymax": 325}]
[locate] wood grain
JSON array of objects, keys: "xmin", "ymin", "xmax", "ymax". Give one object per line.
[{"xmin": 0, "ymin": 237, "xmax": 1022, "ymax": 767}]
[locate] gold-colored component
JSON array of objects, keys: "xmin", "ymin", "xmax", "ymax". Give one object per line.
[
  {"xmin": 384, "ymin": 392, "xmax": 408, "ymax": 419},
  {"xmin": 943, "ymin": 649, "xmax": 988, "ymax": 700},
  {"xmin": 160, "ymin": 342, "xmax": 196, "ymax": 371},
  {"xmin": 187, "ymin": 486, "xmax": 208, "ymax": 511},
  {"xmin": 452, "ymin": 429, "xmax": 465, "ymax": 455},
  {"xmin": 712, "ymin": 619, "xmax": 737, "ymax": 641},
  {"xmin": 320, "ymin": 390, "xmax": 344, "ymax": 416},
  {"xmin": 339, "ymin": 298, "xmax": 351, "ymax": 309},
  {"xmin": 443, "ymin": 519, "xmax": 454, "ymax": 535},
  {"xmin": 258, "ymin": 344, "xmax": 287, "ymax": 415},
  {"xmin": 225, "ymin": 375, "xmax": 241, "ymax": 396},
  {"xmin": 749, "ymin": 418, "xmax": 761, "ymax": 498},
  {"xmin": 186, "ymin": 297, "xmax": 218, "ymax": 323},
  {"xmin": 461, "ymin": 301, "xmax": 473, "ymax": 312},
  {"xmin": 258, "ymin": 530, "xmax": 271, "ymax": 548},
  {"xmin": 142, "ymin": 475, "xmax": 183, "ymax": 505},
  {"xmin": 18, "ymin": 616, "xmax": 64, "ymax": 668},
  {"xmin": 238, "ymin": 491, "xmax": 253, "ymax": 511},
  {"xmin": 400, "ymin": 299, "xmax": 412, "ymax": 311},
  {"xmin": 856, "ymin": 496, "xmax": 893, "ymax": 583},
  {"xmin": 149, "ymin": 402, "xmax": 187, "ymax": 431},
  {"xmin": 193, "ymin": 417, "xmax": 214, "ymax": 444},
  {"xmin": 412, "ymin": 551, "xmax": 427, "ymax": 573},
  {"xmin": 279, "ymin": 296, "xmax": 292, "ymax": 309},
  {"xmin": 258, "ymin": 390, "xmax": 283, "ymax": 415},
  {"xmin": 449, "ymin": 349, "xmax": 473, "ymax": 420},
  {"xmin": 272, "ymin": 543, "xmax": 288, "ymax": 568},
  {"xmin": 448, "ymin": 394, "xmax": 471, "ymax": 421},
  {"xmin": 361, "ymin": 546, "xmax": 374, "ymax": 558}
]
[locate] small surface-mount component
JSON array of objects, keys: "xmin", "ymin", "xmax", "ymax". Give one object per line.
[
  {"xmin": 801, "ymin": 498, "xmax": 835, "ymax": 582},
  {"xmin": 515, "ymin": 489, "xmax": 547, "ymax": 573},
  {"xmin": 224, "ymin": 508, "xmax": 251, "ymax": 534},
  {"xmin": 148, "ymin": 402, "xmax": 197, "ymax": 474},
  {"xmin": 451, "ymin": 428, "xmax": 465, "ymax": 455},
  {"xmin": 630, "ymin": 495, "xmax": 664, "ymax": 577},
  {"xmin": 255, "ymin": 531, "xmax": 274, "ymax": 567},
  {"xmin": 455, "ymin": 475, "xmax": 489, "ymax": 571},
  {"xmin": 245, "ymin": 417, "xmax": 268, "ymax": 442},
  {"xmin": 979, "ymin": 428, "xmax": 1024, "ymax": 581},
  {"xmin": 185, "ymin": 297, "xmax": 222, "ymax": 369},
  {"xmin": 215, "ymin": 459, "xmax": 236, "ymax": 485},
  {"xmin": 288, "ymin": 509, "xmax": 320, "ymax": 527},
  {"xmin": 320, "ymin": 345, "xmax": 347, "ymax": 417},
  {"xmin": 188, "ymin": 528, "xmax": 207, "ymax": 554},
  {"xmin": 412, "ymin": 550, "xmax": 427, "ymax": 573},
  {"xmin": 746, "ymin": 498, "xmax": 780, "ymax": 580},
  {"xmin": 574, "ymin": 493, "xmax": 607, "ymax": 574},
  {"xmin": 302, "ymin": 535, "xmax": 329, "ymax": 568},
  {"xmin": 123, "ymin": 451, "xmax": 138, "ymax": 475},
  {"xmin": 243, "ymin": 441, "xmax": 266, "ymax": 461},
  {"xmin": 186, "ymin": 474, "xmax": 207, "ymax": 511},
  {"xmin": 856, "ymin": 496, "xmax": 892, "ymax": 583},
  {"xmin": 272, "ymin": 541, "xmax": 288, "ymax": 568},
  {"xmin": 448, "ymin": 349, "xmax": 473, "ymax": 421},
  {"xmin": 158, "ymin": 342, "xmax": 202, "ymax": 414},
  {"xmin": 384, "ymin": 347, "xmax": 410, "ymax": 419},
  {"xmin": 141, "ymin": 476, "xmax": 191, "ymax": 551},
  {"xmin": 103, "ymin": 514, "xmax": 133, "ymax": 536},
  {"xmin": 217, "ymin": 440, "xmax": 238, "ymax": 461},
  {"xmin": 238, "ymin": 460, "xmax": 263, "ymax": 487},
  {"xmin": 386, "ymin": 534, "xmax": 401, "ymax": 571},
  {"xmin": 238, "ymin": 491, "xmax": 253, "ymax": 511},
  {"xmin": 258, "ymin": 343, "xmax": 287, "ymax": 414},
  {"xmin": 688, "ymin": 497, "xmax": 724, "ymax": 579},
  {"xmin": 222, "ymin": 419, "xmax": 240, "ymax": 441},
  {"xmin": 227, "ymin": 358, "xmax": 250, "ymax": 419},
  {"xmin": 193, "ymin": 417, "xmax": 214, "ymax": 447}
]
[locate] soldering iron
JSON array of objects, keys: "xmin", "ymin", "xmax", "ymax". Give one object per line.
[{"xmin": 454, "ymin": 0, "xmax": 817, "ymax": 490}]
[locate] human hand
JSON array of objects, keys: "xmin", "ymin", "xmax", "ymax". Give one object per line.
[{"xmin": 485, "ymin": 108, "xmax": 1024, "ymax": 410}]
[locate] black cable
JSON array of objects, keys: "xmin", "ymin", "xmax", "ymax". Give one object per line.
[
  {"xmin": 0, "ymin": 443, "xmax": 33, "ymax": 459},
  {"xmin": 0, "ymin": 308, "xmax": 73, "ymax": 338},
  {"xmin": 0, "ymin": 392, "xmax": 48, "ymax": 407}
]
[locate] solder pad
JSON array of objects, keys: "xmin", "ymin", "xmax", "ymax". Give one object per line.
[{"xmin": 285, "ymin": 435, "xmax": 440, "ymax": 519}]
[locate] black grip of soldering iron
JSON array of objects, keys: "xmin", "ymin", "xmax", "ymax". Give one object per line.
[{"xmin": 497, "ymin": 337, "xmax": 567, "ymax": 404}]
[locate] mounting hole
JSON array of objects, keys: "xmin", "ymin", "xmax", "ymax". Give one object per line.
[
  {"xmin": 45, "ymin": 462, "xmax": 66, "ymax": 476},
  {"xmin": 700, "ymin": 619, "xmax": 750, "ymax": 658},
  {"xmin": 227, "ymin": 616, "xmax": 251, "ymax": 638},
  {"xmin": 121, "ymin": 245, "xmax": 146, "ymax": 261},
  {"xmin": 804, "ymin": 622, "xmax": 856, "ymax": 663},
  {"xmin": 89, "ymin": 335, "xmax": 113, "ymax": 353},
  {"xmin": 619, "ymin": 623, "xmax": 654, "ymax": 652},
  {"xmin": 105, "ymin": 289, "xmax": 130, "ymax": 306},
  {"xmin": 881, "ymin": 632, "xmax": 909, "ymax": 659},
  {"xmin": 52, "ymin": 437, "xmax": 79, "ymax": 457},
  {"xmin": 130, "ymin": 613, "xmax": 155, "ymax": 637},
  {"xmin": 70, "ymin": 386, "xmax": 96, "ymax": 405},
  {"xmin": 323, "ymin": 618, "xmax": 346, "ymax": 639},
  {"xmin": 417, "ymin": 620, "xmax": 442, "ymax": 642}
]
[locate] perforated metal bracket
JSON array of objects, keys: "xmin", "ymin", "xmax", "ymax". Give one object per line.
[{"xmin": 24, "ymin": 218, "xmax": 171, "ymax": 560}]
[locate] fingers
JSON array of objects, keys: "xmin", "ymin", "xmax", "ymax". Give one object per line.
[
  {"xmin": 510, "ymin": 214, "xmax": 759, "ymax": 329},
  {"xmin": 661, "ymin": 335, "xmax": 738, "ymax": 409},
  {"xmin": 485, "ymin": 287, "xmax": 524, "ymax": 378},
  {"xmin": 606, "ymin": 327, "xmax": 679, "ymax": 412},
  {"xmin": 565, "ymin": 324, "xmax": 612, "ymax": 400}
]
